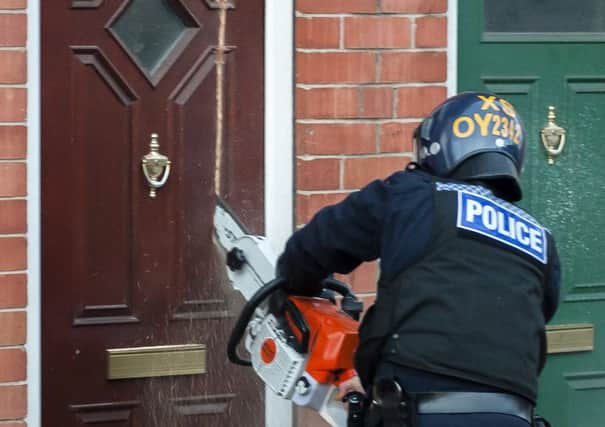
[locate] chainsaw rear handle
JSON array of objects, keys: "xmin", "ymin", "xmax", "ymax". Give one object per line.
[
  {"xmin": 227, "ymin": 276, "xmax": 361, "ymax": 366},
  {"xmin": 323, "ymin": 278, "xmax": 364, "ymax": 321}
]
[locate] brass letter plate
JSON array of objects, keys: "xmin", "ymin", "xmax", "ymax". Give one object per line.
[
  {"xmin": 107, "ymin": 344, "xmax": 206, "ymax": 380},
  {"xmin": 546, "ymin": 323, "xmax": 594, "ymax": 354}
]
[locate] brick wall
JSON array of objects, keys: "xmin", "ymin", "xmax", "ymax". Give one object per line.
[
  {"xmin": 295, "ymin": 0, "xmax": 448, "ymax": 293},
  {"xmin": 294, "ymin": 0, "xmax": 448, "ymax": 424},
  {"xmin": 0, "ymin": 0, "xmax": 28, "ymax": 425}
]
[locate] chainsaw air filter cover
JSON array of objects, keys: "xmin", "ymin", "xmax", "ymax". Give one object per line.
[{"xmin": 249, "ymin": 313, "xmax": 306, "ymax": 399}]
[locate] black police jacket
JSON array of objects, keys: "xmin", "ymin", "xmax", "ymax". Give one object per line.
[{"xmin": 277, "ymin": 166, "xmax": 560, "ymax": 403}]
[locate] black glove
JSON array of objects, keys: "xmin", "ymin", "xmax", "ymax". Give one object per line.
[
  {"xmin": 276, "ymin": 253, "xmax": 324, "ymax": 296},
  {"xmin": 269, "ymin": 280, "xmax": 336, "ymax": 317}
]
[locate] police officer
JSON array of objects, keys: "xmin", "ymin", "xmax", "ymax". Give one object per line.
[{"xmin": 277, "ymin": 92, "xmax": 559, "ymax": 426}]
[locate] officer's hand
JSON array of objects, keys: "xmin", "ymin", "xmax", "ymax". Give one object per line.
[
  {"xmin": 336, "ymin": 375, "xmax": 365, "ymax": 401},
  {"xmin": 276, "ymin": 254, "xmax": 324, "ymax": 296}
]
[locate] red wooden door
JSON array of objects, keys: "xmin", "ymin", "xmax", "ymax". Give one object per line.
[{"xmin": 42, "ymin": 1, "xmax": 264, "ymax": 426}]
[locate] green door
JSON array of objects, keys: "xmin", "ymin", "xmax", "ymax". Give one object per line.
[{"xmin": 459, "ymin": 1, "xmax": 605, "ymax": 425}]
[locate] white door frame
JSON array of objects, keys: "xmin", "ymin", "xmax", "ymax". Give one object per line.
[
  {"xmin": 447, "ymin": 0, "xmax": 458, "ymax": 96},
  {"xmin": 27, "ymin": 0, "xmax": 41, "ymax": 424},
  {"xmin": 27, "ymin": 1, "xmax": 294, "ymax": 426},
  {"xmin": 264, "ymin": 0, "xmax": 294, "ymax": 426}
]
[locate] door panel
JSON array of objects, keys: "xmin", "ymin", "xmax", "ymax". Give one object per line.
[
  {"xmin": 42, "ymin": 1, "xmax": 265, "ymax": 426},
  {"xmin": 459, "ymin": 2, "xmax": 605, "ymax": 426},
  {"xmin": 69, "ymin": 47, "xmax": 140, "ymax": 327}
]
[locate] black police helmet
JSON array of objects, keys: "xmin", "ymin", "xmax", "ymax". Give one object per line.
[{"xmin": 414, "ymin": 92, "xmax": 526, "ymax": 201}]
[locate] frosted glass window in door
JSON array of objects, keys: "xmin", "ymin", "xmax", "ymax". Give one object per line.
[
  {"xmin": 110, "ymin": 0, "xmax": 193, "ymax": 76},
  {"xmin": 485, "ymin": 0, "xmax": 605, "ymax": 33}
]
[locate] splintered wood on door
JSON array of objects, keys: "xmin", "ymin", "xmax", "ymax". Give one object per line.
[{"xmin": 42, "ymin": 1, "xmax": 265, "ymax": 426}]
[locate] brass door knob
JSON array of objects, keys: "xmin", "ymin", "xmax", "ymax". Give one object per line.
[
  {"xmin": 141, "ymin": 133, "xmax": 171, "ymax": 198},
  {"xmin": 540, "ymin": 106, "xmax": 567, "ymax": 165}
]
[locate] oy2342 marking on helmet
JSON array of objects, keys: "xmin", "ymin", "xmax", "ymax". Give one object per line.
[{"xmin": 451, "ymin": 95, "xmax": 523, "ymax": 145}]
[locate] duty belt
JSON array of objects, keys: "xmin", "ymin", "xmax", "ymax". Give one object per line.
[{"xmin": 369, "ymin": 378, "xmax": 534, "ymax": 426}]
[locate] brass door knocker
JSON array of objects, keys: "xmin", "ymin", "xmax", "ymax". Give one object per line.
[
  {"xmin": 540, "ymin": 106, "xmax": 566, "ymax": 165},
  {"xmin": 141, "ymin": 133, "xmax": 171, "ymax": 198}
]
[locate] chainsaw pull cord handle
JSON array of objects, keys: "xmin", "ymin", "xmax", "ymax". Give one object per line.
[{"xmin": 227, "ymin": 277, "xmax": 287, "ymax": 366}]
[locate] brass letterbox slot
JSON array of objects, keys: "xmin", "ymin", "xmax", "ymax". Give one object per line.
[
  {"xmin": 107, "ymin": 344, "xmax": 206, "ymax": 380},
  {"xmin": 546, "ymin": 323, "xmax": 594, "ymax": 354}
]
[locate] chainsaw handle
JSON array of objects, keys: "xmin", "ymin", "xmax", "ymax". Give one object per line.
[
  {"xmin": 283, "ymin": 299, "xmax": 310, "ymax": 353},
  {"xmin": 322, "ymin": 278, "xmax": 363, "ymax": 321},
  {"xmin": 227, "ymin": 277, "xmax": 287, "ymax": 366},
  {"xmin": 321, "ymin": 277, "xmax": 352, "ymax": 296},
  {"xmin": 227, "ymin": 276, "xmax": 359, "ymax": 366}
]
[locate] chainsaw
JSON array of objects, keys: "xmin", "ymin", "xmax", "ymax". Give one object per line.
[{"xmin": 214, "ymin": 199, "xmax": 365, "ymax": 426}]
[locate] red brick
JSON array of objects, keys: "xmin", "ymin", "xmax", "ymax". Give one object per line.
[
  {"xmin": 416, "ymin": 16, "xmax": 447, "ymax": 48},
  {"xmin": 297, "ymin": 52, "xmax": 376, "ymax": 84},
  {"xmin": 296, "ymin": 158, "xmax": 340, "ymax": 191},
  {"xmin": 0, "ymin": 348, "xmax": 25, "ymax": 381},
  {"xmin": 397, "ymin": 86, "xmax": 447, "ymax": 118},
  {"xmin": 0, "ymin": 88, "xmax": 26, "ymax": 122},
  {"xmin": 0, "ymin": 200, "xmax": 25, "ymax": 233},
  {"xmin": 380, "ymin": 122, "xmax": 417, "ymax": 153},
  {"xmin": 0, "ymin": 0, "xmax": 26, "ymax": 9},
  {"xmin": 380, "ymin": 52, "xmax": 446, "ymax": 83},
  {"xmin": 0, "ymin": 274, "xmax": 26, "ymax": 308},
  {"xmin": 0, "ymin": 384, "xmax": 26, "ymax": 419},
  {"xmin": 296, "ymin": 87, "xmax": 358, "ymax": 119},
  {"xmin": 0, "ymin": 14, "xmax": 26, "ymax": 47},
  {"xmin": 297, "ymin": 0, "xmax": 376, "ymax": 13},
  {"xmin": 0, "ymin": 163, "xmax": 26, "ymax": 196},
  {"xmin": 0, "ymin": 311, "xmax": 26, "ymax": 345},
  {"xmin": 344, "ymin": 16, "xmax": 411, "ymax": 49},
  {"xmin": 0, "ymin": 126, "xmax": 26, "ymax": 159},
  {"xmin": 296, "ymin": 17, "xmax": 340, "ymax": 49},
  {"xmin": 344, "ymin": 156, "xmax": 410, "ymax": 189},
  {"xmin": 0, "ymin": 51, "xmax": 26, "ymax": 84},
  {"xmin": 0, "ymin": 238, "xmax": 26, "ymax": 271},
  {"xmin": 296, "ymin": 193, "xmax": 349, "ymax": 225},
  {"xmin": 382, "ymin": 0, "xmax": 447, "ymax": 13},
  {"xmin": 360, "ymin": 87, "xmax": 393, "ymax": 119},
  {"xmin": 336, "ymin": 261, "xmax": 378, "ymax": 294},
  {"xmin": 296, "ymin": 123, "xmax": 376, "ymax": 155}
]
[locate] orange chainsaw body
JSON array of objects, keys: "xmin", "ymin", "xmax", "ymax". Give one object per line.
[{"xmin": 287, "ymin": 296, "xmax": 360, "ymax": 385}]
